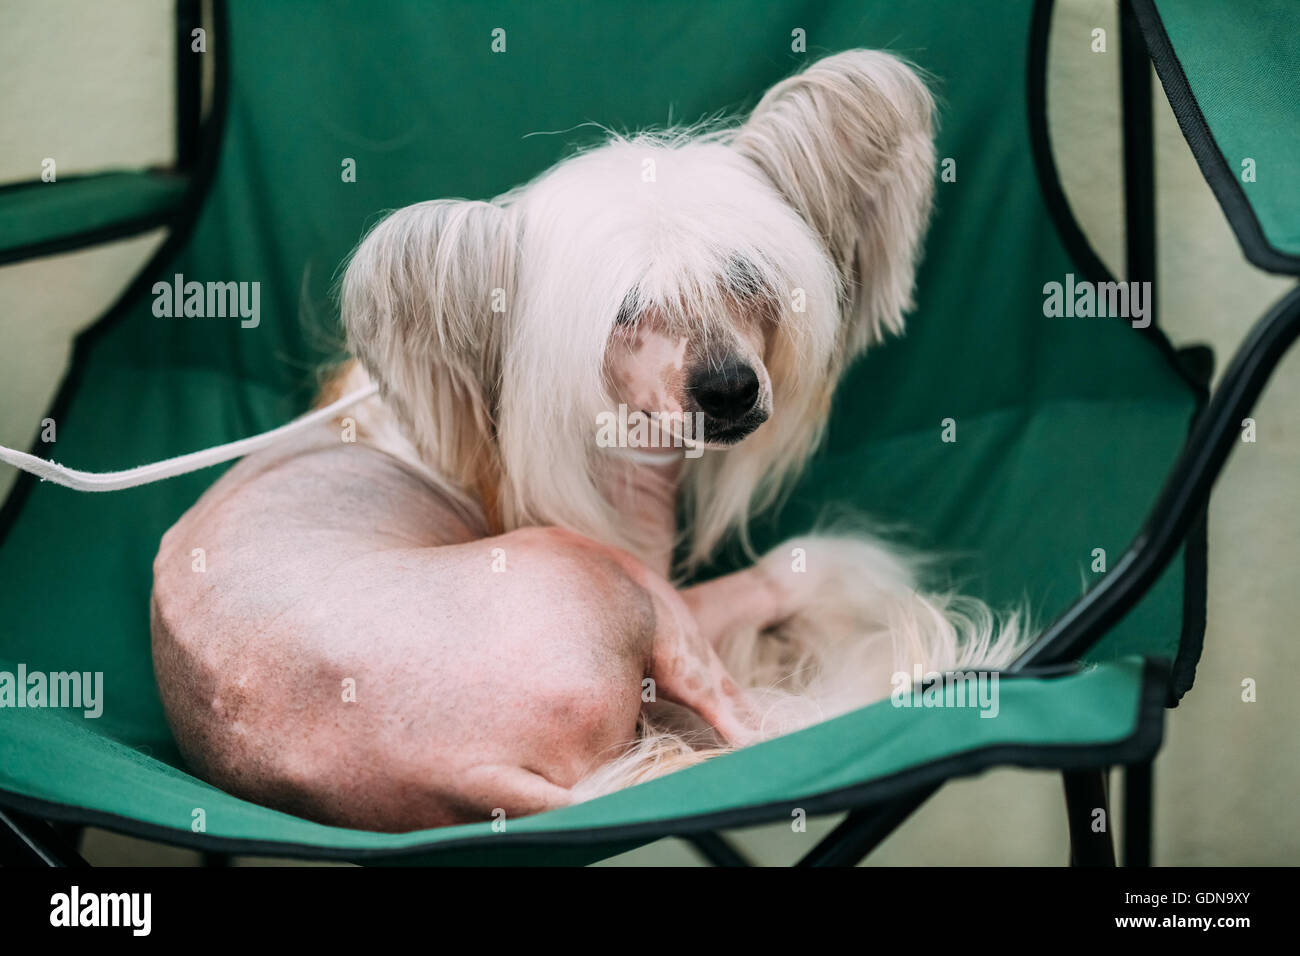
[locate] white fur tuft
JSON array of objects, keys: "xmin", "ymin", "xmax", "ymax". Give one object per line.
[{"xmin": 572, "ymin": 534, "xmax": 1031, "ymax": 801}]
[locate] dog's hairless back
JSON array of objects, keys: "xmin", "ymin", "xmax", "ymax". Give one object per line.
[{"xmin": 151, "ymin": 426, "xmax": 757, "ymax": 829}]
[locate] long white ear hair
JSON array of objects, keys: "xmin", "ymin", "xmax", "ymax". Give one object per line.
[
  {"xmin": 733, "ymin": 50, "xmax": 937, "ymax": 355},
  {"xmin": 341, "ymin": 200, "xmax": 517, "ymax": 520},
  {"xmin": 678, "ymin": 52, "xmax": 938, "ymax": 570}
]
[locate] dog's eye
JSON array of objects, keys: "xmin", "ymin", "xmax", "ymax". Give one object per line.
[
  {"xmin": 615, "ymin": 289, "xmax": 640, "ymax": 327},
  {"xmin": 726, "ymin": 256, "xmax": 766, "ymax": 299}
]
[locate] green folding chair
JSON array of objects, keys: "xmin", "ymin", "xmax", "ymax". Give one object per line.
[{"xmin": 2, "ymin": 0, "xmax": 1296, "ymax": 866}]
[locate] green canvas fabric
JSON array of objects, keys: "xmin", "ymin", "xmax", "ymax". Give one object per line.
[
  {"xmin": 0, "ymin": 171, "xmax": 188, "ymax": 258},
  {"xmin": 0, "ymin": 656, "xmax": 1164, "ymax": 864},
  {"xmin": 0, "ymin": 0, "xmax": 1197, "ymax": 861},
  {"xmin": 1149, "ymin": 0, "xmax": 1300, "ymax": 262}
]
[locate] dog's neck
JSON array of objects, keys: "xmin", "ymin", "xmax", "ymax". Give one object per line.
[{"xmin": 601, "ymin": 448, "xmax": 684, "ymax": 578}]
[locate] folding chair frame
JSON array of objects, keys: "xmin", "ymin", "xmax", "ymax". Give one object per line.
[
  {"xmin": 3, "ymin": 0, "xmax": 1297, "ymax": 867},
  {"xmin": 0, "ymin": 0, "xmax": 206, "ymax": 267}
]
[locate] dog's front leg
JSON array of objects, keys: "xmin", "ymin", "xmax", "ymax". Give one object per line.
[
  {"xmin": 649, "ymin": 609, "xmax": 763, "ymax": 748},
  {"xmin": 621, "ymin": 563, "xmax": 762, "ymax": 747}
]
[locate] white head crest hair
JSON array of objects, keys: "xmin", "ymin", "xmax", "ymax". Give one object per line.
[{"xmin": 342, "ymin": 50, "xmax": 936, "ymax": 571}]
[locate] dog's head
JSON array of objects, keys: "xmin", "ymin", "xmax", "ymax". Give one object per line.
[{"xmin": 342, "ymin": 50, "xmax": 935, "ymax": 566}]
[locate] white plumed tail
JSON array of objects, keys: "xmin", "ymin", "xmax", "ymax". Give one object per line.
[{"xmin": 571, "ymin": 534, "xmax": 1032, "ymax": 801}]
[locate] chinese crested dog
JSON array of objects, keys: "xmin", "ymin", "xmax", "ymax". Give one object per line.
[{"xmin": 151, "ymin": 50, "xmax": 1027, "ymax": 830}]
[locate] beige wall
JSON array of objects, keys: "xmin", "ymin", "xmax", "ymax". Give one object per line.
[
  {"xmin": 1050, "ymin": 0, "xmax": 1298, "ymax": 867},
  {"xmin": 0, "ymin": 0, "xmax": 171, "ymax": 494},
  {"xmin": 1, "ymin": 1, "xmax": 1295, "ymax": 865}
]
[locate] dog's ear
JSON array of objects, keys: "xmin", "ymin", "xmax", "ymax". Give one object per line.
[
  {"xmin": 734, "ymin": 50, "xmax": 935, "ymax": 352},
  {"xmin": 342, "ymin": 199, "xmax": 515, "ymax": 496}
]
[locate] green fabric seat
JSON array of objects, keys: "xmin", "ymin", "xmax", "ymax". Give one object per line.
[
  {"xmin": 0, "ymin": 656, "xmax": 1165, "ymax": 864},
  {"xmin": 0, "ymin": 0, "xmax": 1201, "ymax": 863},
  {"xmin": 1136, "ymin": 0, "xmax": 1300, "ymax": 272}
]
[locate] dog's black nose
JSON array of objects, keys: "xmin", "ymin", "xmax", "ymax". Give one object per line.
[{"xmin": 689, "ymin": 359, "xmax": 760, "ymax": 421}]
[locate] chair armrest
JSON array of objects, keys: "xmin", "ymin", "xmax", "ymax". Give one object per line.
[{"xmin": 0, "ymin": 170, "xmax": 189, "ymax": 266}]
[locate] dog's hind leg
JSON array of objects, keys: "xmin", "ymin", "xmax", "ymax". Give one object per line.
[
  {"xmin": 679, "ymin": 565, "xmax": 788, "ymax": 650},
  {"xmin": 681, "ymin": 535, "xmax": 925, "ymax": 649},
  {"xmin": 457, "ymin": 764, "xmax": 573, "ymax": 822}
]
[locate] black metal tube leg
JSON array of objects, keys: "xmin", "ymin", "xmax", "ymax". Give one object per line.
[
  {"xmin": 1063, "ymin": 769, "xmax": 1117, "ymax": 866},
  {"xmin": 1123, "ymin": 760, "xmax": 1153, "ymax": 866},
  {"xmin": 686, "ymin": 832, "xmax": 752, "ymax": 867},
  {"xmin": 0, "ymin": 807, "xmax": 90, "ymax": 867},
  {"xmin": 796, "ymin": 783, "xmax": 940, "ymax": 867},
  {"xmin": 1120, "ymin": 0, "xmax": 1157, "ymax": 324}
]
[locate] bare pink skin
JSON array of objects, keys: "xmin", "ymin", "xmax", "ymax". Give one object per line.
[{"xmin": 150, "ymin": 313, "xmax": 800, "ymax": 831}]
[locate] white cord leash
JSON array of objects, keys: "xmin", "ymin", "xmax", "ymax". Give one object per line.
[{"xmin": 0, "ymin": 383, "xmax": 379, "ymax": 493}]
